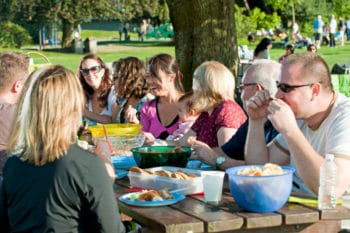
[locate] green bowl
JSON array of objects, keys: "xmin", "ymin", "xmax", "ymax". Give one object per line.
[{"xmin": 131, "ymin": 146, "xmax": 192, "ymax": 168}]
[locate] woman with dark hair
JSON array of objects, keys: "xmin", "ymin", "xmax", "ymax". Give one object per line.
[
  {"xmin": 141, "ymin": 53, "xmax": 185, "ymax": 143},
  {"xmin": 253, "ymin": 37, "xmax": 272, "ymax": 60},
  {"xmin": 78, "ymin": 54, "xmax": 114, "ymax": 124},
  {"xmin": 111, "ymin": 56, "xmax": 154, "ymax": 124}
]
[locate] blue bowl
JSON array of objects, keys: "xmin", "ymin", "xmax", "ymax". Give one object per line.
[{"xmin": 226, "ymin": 165, "xmax": 295, "ymax": 212}]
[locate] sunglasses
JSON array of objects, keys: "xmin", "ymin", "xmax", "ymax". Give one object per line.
[
  {"xmin": 80, "ymin": 66, "xmax": 102, "ymax": 75},
  {"xmin": 238, "ymin": 83, "xmax": 258, "ymax": 92},
  {"xmin": 277, "ymin": 81, "xmax": 314, "ymax": 93}
]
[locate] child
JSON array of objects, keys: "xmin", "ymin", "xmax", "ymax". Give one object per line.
[{"xmin": 167, "ymin": 91, "xmax": 199, "ymax": 141}]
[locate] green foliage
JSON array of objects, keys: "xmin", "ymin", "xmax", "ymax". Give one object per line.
[
  {"xmin": 0, "ymin": 21, "xmax": 32, "ymax": 48},
  {"xmin": 235, "ymin": 5, "xmax": 281, "ymax": 39}
]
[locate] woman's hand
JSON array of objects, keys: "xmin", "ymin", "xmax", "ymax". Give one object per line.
[
  {"xmin": 190, "ymin": 140, "xmax": 217, "ymax": 166},
  {"xmin": 142, "ymin": 131, "xmax": 156, "ymax": 145},
  {"xmin": 124, "ymin": 105, "xmax": 139, "ymax": 124}
]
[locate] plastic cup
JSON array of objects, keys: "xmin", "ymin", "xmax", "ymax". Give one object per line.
[{"xmin": 202, "ymin": 171, "xmax": 225, "ymax": 204}]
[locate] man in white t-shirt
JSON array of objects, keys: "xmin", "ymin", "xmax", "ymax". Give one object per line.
[{"xmin": 245, "ymin": 52, "xmax": 350, "ymax": 198}]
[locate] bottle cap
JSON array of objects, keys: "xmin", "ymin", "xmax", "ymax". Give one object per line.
[{"xmin": 325, "ymin": 154, "xmax": 334, "ymax": 160}]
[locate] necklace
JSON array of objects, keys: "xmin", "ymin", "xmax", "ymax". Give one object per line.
[{"xmin": 310, "ymin": 91, "xmax": 336, "ymax": 130}]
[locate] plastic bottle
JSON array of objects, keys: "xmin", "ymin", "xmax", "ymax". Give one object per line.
[{"xmin": 318, "ymin": 154, "xmax": 337, "ymax": 209}]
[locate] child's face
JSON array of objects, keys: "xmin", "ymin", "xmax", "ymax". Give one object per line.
[{"xmin": 177, "ymin": 101, "xmax": 192, "ymax": 122}]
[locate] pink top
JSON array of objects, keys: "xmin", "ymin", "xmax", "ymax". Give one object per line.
[
  {"xmin": 140, "ymin": 98, "xmax": 180, "ymax": 139},
  {"xmin": 191, "ymin": 100, "xmax": 246, "ymax": 147}
]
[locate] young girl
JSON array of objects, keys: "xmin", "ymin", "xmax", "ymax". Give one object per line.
[{"xmin": 166, "ymin": 91, "xmax": 199, "ymax": 141}]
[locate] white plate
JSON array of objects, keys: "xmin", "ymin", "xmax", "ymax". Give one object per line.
[{"xmin": 119, "ymin": 191, "xmax": 185, "ymax": 207}]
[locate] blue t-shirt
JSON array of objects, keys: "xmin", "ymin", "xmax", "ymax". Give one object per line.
[{"xmin": 221, "ymin": 120, "xmax": 278, "ymax": 160}]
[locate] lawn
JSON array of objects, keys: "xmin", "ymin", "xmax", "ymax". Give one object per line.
[{"xmin": 1, "ymin": 34, "xmax": 350, "ymax": 74}]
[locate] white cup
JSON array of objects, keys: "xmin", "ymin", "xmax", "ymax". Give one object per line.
[{"xmin": 202, "ymin": 171, "xmax": 225, "ymax": 204}]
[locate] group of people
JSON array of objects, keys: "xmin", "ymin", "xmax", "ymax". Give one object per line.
[{"xmin": 1, "ymin": 47, "xmax": 350, "ymax": 232}]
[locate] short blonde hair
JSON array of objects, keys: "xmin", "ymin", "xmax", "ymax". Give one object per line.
[
  {"xmin": 7, "ymin": 65, "xmax": 84, "ymax": 165},
  {"xmin": 192, "ymin": 61, "xmax": 235, "ymax": 112},
  {"xmin": 284, "ymin": 52, "xmax": 333, "ymax": 91}
]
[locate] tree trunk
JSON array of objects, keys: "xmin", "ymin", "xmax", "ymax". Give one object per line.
[
  {"xmin": 61, "ymin": 18, "xmax": 74, "ymax": 48},
  {"xmin": 167, "ymin": 0, "xmax": 238, "ymax": 91}
]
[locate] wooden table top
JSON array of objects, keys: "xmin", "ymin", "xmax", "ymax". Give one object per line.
[{"xmin": 114, "ymin": 176, "xmax": 350, "ymax": 233}]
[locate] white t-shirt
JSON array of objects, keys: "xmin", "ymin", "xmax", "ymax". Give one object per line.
[
  {"xmin": 88, "ymin": 87, "xmax": 115, "ymax": 116},
  {"xmin": 275, "ymin": 93, "xmax": 350, "ymax": 197}
]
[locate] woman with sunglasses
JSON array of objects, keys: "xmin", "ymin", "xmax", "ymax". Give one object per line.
[
  {"xmin": 140, "ymin": 53, "xmax": 184, "ymax": 144},
  {"xmin": 0, "ymin": 65, "xmax": 125, "ymax": 233},
  {"xmin": 111, "ymin": 56, "xmax": 154, "ymax": 124},
  {"xmin": 78, "ymin": 54, "xmax": 114, "ymax": 124}
]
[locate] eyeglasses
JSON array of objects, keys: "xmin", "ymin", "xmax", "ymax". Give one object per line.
[
  {"xmin": 277, "ymin": 81, "xmax": 314, "ymax": 93},
  {"xmin": 80, "ymin": 66, "xmax": 102, "ymax": 76},
  {"xmin": 238, "ymin": 83, "xmax": 258, "ymax": 92}
]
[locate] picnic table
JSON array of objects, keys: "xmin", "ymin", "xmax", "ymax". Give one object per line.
[{"xmin": 114, "ymin": 176, "xmax": 350, "ymax": 233}]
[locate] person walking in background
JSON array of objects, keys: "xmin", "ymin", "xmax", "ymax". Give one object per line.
[
  {"xmin": 139, "ymin": 19, "xmax": 148, "ymax": 42},
  {"xmin": 313, "ymin": 15, "xmax": 324, "ymax": 49},
  {"xmin": 190, "ymin": 60, "xmax": 281, "ymax": 169},
  {"xmin": 78, "ymin": 54, "xmax": 115, "ymax": 124},
  {"xmin": 111, "ymin": 56, "xmax": 154, "ymax": 124},
  {"xmin": 338, "ymin": 16, "xmax": 345, "ymax": 46},
  {"xmin": 0, "ymin": 52, "xmax": 30, "ymax": 183},
  {"xmin": 329, "ymin": 15, "xmax": 337, "ymax": 48},
  {"xmin": 253, "ymin": 37, "xmax": 272, "ymax": 60},
  {"xmin": 321, "ymin": 23, "xmax": 330, "ymax": 46},
  {"xmin": 0, "ymin": 65, "xmax": 125, "ymax": 233},
  {"xmin": 345, "ymin": 17, "xmax": 350, "ymax": 41}
]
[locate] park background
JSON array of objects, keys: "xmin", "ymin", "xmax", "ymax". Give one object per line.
[{"xmin": 1, "ymin": 0, "xmax": 350, "ymax": 90}]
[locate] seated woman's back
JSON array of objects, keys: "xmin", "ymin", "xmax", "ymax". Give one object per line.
[{"xmin": 0, "ymin": 65, "xmax": 125, "ymax": 233}]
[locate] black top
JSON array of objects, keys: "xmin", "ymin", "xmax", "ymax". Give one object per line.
[
  {"xmin": 221, "ymin": 120, "xmax": 278, "ymax": 160},
  {"xmin": 0, "ymin": 144, "xmax": 125, "ymax": 233}
]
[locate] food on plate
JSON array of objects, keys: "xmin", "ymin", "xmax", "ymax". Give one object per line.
[
  {"xmin": 127, "ymin": 189, "xmax": 174, "ymax": 201},
  {"xmin": 187, "ymin": 136, "xmax": 196, "ymax": 146},
  {"xmin": 129, "ymin": 167, "xmax": 196, "ymax": 180},
  {"xmin": 237, "ymin": 163, "xmax": 285, "ymax": 176}
]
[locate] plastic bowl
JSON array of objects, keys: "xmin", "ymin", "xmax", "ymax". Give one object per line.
[
  {"xmin": 109, "ymin": 134, "xmax": 145, "ymax": 156},
  {"xmin": 89, "ymin": 123, "xmax": 142, "ymax": 138},
  {"xmin": 131, "ymin": 146, "xmax": 192, "ymax": 168},
  {"xmin": 226, "ymin": 165, "xmax": 295, "ymax": 212}
]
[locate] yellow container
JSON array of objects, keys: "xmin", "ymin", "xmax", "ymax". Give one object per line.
[{"xmin": 88, "ymin": 123, "xmax": 142, "ymax": 138}]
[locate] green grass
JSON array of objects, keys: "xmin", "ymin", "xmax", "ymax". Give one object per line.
[{"xmin": 1, "ymin": 29, "xmax": 350, "ymax": 73}]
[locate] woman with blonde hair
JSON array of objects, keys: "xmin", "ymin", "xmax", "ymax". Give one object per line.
[
  {"xmin": 178, "ymin": 61, "xmax": 246, "ymax": 147},
  {"xmin": 0, "ymin": 65, "xmax": 125, "ymax": 233}
]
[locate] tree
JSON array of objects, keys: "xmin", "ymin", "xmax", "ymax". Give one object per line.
[{"xmin": 166, "ymin": 0, "xmax": 238, "ymax": 91}]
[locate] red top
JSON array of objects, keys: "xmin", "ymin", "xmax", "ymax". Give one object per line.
[{"xmin": 191, "ymin": 100, "xmax": 246, "ymax": 147}]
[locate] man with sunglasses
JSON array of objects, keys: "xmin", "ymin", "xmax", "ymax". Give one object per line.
[
  {"xmin": 190, "ymin": 60, "xmax": 281, "ymax": 169},
  {"xmin": 245, "ymin": 52, "xmax": 350, "ymax": 199}
]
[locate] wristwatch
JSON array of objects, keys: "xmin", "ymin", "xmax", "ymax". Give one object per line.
[{"xmin": 215, "ymin": 156, "xmax": 226, "ymax": 168}]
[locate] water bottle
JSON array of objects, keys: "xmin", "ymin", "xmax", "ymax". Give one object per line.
[{"xmin": 318, "ymin": 154, "xmax": 337, "ymax": 209}]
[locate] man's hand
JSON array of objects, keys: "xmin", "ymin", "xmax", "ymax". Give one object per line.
[
  {"xmin": 246, "ymin": 90, "xmax": 271, "ymax": 120},
  {"xmin": 267, "ymin": 99, "xmax": 299, "ymax": 136}
]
